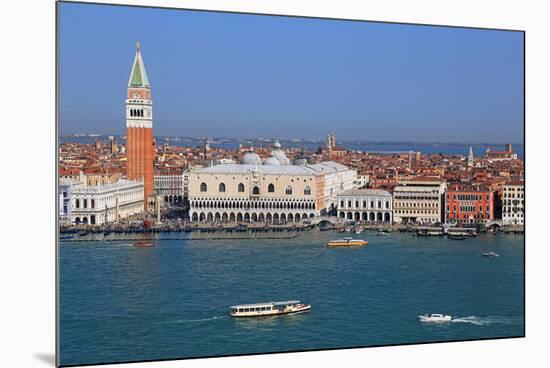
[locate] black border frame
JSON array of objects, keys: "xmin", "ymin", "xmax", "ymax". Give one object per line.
[{"xmin": 55, "ymin": 1, "xmax": 526, "ymax": 367}]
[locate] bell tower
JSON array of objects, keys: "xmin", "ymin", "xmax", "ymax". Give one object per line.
[{"xmin": 126, "ymin": 41, "xmax": 154, "ymax": 208}]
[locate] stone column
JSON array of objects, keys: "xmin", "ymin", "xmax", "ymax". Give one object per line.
[{"xmin": 156, "ymin": 195, "xmax": 162, "ymax": 225}]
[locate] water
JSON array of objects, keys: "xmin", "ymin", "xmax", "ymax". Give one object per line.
[
  {"xmin": 60, "ymin": 135, "xmax": 524, "ymax": 159},
  {"xmin": 59, "ymin": 231, "xmax": 524, "ymax": 366}
]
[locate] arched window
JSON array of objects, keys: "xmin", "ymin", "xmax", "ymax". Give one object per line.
[
  {"xmin": 304, "ymin": 186, "xmax": 311, "ymax": 195},
  {"xmin": 75, "ymin": 199, "xmax": 80, "ymax": 208},
  {"xmin": 219, "ymin": 183, "xmax": 226, "ymax": 192},
  {"xmin": 285, "ymin": 186, "xmax": 293, "ymax": 195},
  {"xmin": 130, "ymin": 110, "xmax": 133, "ymax": 117},
  {"xmin": 268, "ymin": 183, "xmax": 275, "ymax": 193},
  {"xmin": 200, "ymin": 182, "xmax": 207, "ymax": 192},
  {"xmin": 252, "ymin": 186, "xmax": 260, "ymax": 195},
  {"xmin": 238, "ymin": 183, "xmax": 245, "ymax": 192}
]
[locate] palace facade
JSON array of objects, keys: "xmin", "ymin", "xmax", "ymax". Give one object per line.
[
  {"xmin": 63, "ymin": 179, "xmax": 144, "ymax": 225},
  {"xmin": 337, "ymin": 189, "xmax": 393, "ymax": 223},
  {"xmin": 188, "ymin": 141, "xmax": 357, "ymax": 223},
  {"xmin": 393, "ymin": 177, "xmax": 446, "ymax": 224}
]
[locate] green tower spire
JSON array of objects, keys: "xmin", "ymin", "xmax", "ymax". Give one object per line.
[{"xmin": 128, "ymin": 41, "xmax": 150, "ymax": 88}]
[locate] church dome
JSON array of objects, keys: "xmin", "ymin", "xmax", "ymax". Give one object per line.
[
  {"xmin": 263, "ymin": 156, "xmax": 281, "ymax": 165},
  {"xmin": 272, "ymin": 150, "xmax": 290, "ymax": 165},
  {"xmin": 241, "ymin": 152, "xmax": 262, "ymax": 165}
]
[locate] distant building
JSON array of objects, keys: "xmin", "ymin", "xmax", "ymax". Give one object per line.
[
  {"xmin": 68, "ymin": 179, "xmax": 144, "ymax": 225},
  {"xmin": 329, "ymin": 147, "xmax": 347, "ymax": 160},
  {"xmin": 326, "ymin": 132, "xmax": 336, "ymax": 150},
  {"xmin": 393, "ymin": 177, "xmax": 446, "ymax": 224},
  {"xmin": 502, "ymin": 181, "xmax": 524, "ymax": 225},
  {"xmin": 486, "ymin": 144, "xmax": 518, "ymax": 161},
  {"xmin": 467, "ymin": 146, "xmax": 474, "ymax": 168},
  {"xmin": 445, "ymin": 183, "xmax": 495, "ymax": 224},
  {"xmin": 59, "ymin": 169, "xmax": 122, "ymax": 186},
  {"xmin": 337, "ymin": 189, "xmax": 393, "ymax": 223},
  {"xmin": 110, "ymin": 138, "xmax": 119, "ymax": 155}
]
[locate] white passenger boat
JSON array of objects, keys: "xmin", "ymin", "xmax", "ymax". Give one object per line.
[
  {"xmin": 230, "ymin": 300, "xmax": 311, "ymax": 318},
  {"xmin": 418, "ymin": 313, "xmax": 452, "ymax": 322}
]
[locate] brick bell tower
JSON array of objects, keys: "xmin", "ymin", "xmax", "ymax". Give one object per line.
[{"xmin": 126, "ymin": 41, "xmax": 154, "ymax": 209}]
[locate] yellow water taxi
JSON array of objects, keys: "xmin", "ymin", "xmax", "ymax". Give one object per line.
[{"xmin": 327, "ymin": 237, "xmax": 368, "ymax": 247}]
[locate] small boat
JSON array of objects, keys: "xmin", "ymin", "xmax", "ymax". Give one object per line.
[
  {"xmin": 59, "ymin": 234, "xmax": 74, "ymax": 240},
  {"xmin": 133, "ymin": 240, "xmax": 155, "ymax": 248},
  {"xmin": 230, "ymin": 300, "xmax": 311, "ymax": 318},
  {"xmin": 482, "ymin": 252, "xmax": 499, "ymax": 257},
  {"xmin": 418, "ymin": 313, "xmax": 452, "ymax": 322},
  {"xmin": 448, "ymin": 234, "xmax": 466, "ymax": 240},
  {"xmin": 327, "ymin": 237, "xmax": 368, "ymax": 247}
]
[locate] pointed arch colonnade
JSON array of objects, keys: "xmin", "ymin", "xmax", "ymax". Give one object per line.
[{"xmin": 189, "ymin": 197, "xmax": 317, "ymax": 223}]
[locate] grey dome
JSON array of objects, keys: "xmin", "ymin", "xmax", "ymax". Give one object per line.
[
  {"xmin": 294, "ymin": 158, "xmax": 308, "ymax": 166},
  {"xmin": 241, "ymin": 152, "xmax": 262, "ymax": 165},
  {"xmin": 273, "ymin": 140, "xmax": 282, "ymax": 149},
  {"xmin": 272, "ymin": 150, "xmax": 290, "ymax": 165},
  {"xmin": 263, "ymin": 156, "xmax": 281, "ymax": 165}
]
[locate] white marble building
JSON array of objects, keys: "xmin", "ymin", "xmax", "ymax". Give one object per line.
[
  {"xmin": 337, "ymin": 189, "xmax": 393, "ymax": 223},
  {"xmin": 308, "ymin": 161, "xmax": 358, "ymax": 215},
  {"xmin": 502, "ymin": 181, "xmax": 524, "ymax": 225},
  {"xmin": 66, "ymin": 179, "xmax": 144, "ymax": 225}
]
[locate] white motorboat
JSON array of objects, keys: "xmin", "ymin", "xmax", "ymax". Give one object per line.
[
  {"xmin": 230, "ymin": 300, "xmax": 311, "ymax": 318},
  {"xmin": 482, "ymin": 252, "xmax": 499, "ymax": 257},
  {"xmin": 418, "ymin": 313, "xmax": 452, "ymax": 322}
]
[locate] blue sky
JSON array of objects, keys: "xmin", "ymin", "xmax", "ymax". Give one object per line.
[{"xmin": 59, "ymin": 2, "xmax": 524, "ymax": 143}]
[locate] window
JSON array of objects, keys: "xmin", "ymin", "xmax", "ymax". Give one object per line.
[
  {"xmin": 252, "ymin": 186, "xmax": 260, "ymax": 195},
  {"xmin": 238, "ymin": 183, "xmax": 245, "ymax": 192},
  {"xmin": 75, "ymin": 199, "xmax": 80, "ymax": 208},
  {"xmin": 219, "ymin": 183, "xmax": 226, "ymax": 192},
  {"xmin": 200, "ymin": 182, "xmax": 207, "ymax": 192},
  {"xmin": 304, "ymin": 186, "xmax": 311, "ymax": 195},
  {"xmin": 268, "ymin": 183, "xmax": 275, "ymax": 193},
  {"xmin": 285, "ymin": 186, "xmax": 293, "ymax": 195}
]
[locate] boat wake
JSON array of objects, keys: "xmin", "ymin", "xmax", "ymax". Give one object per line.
[
  {"xmin": 163, "ymin": 316, "xmax": 227, "ymax": 324},
  {"xmin": 451, "ymin": 316, "xmax": 518, "ymax": 326}
]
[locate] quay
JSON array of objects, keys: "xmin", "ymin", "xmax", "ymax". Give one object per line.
[{"xmin": 59, "ymin": 219, "xmax": 523, "ymax": 242}]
